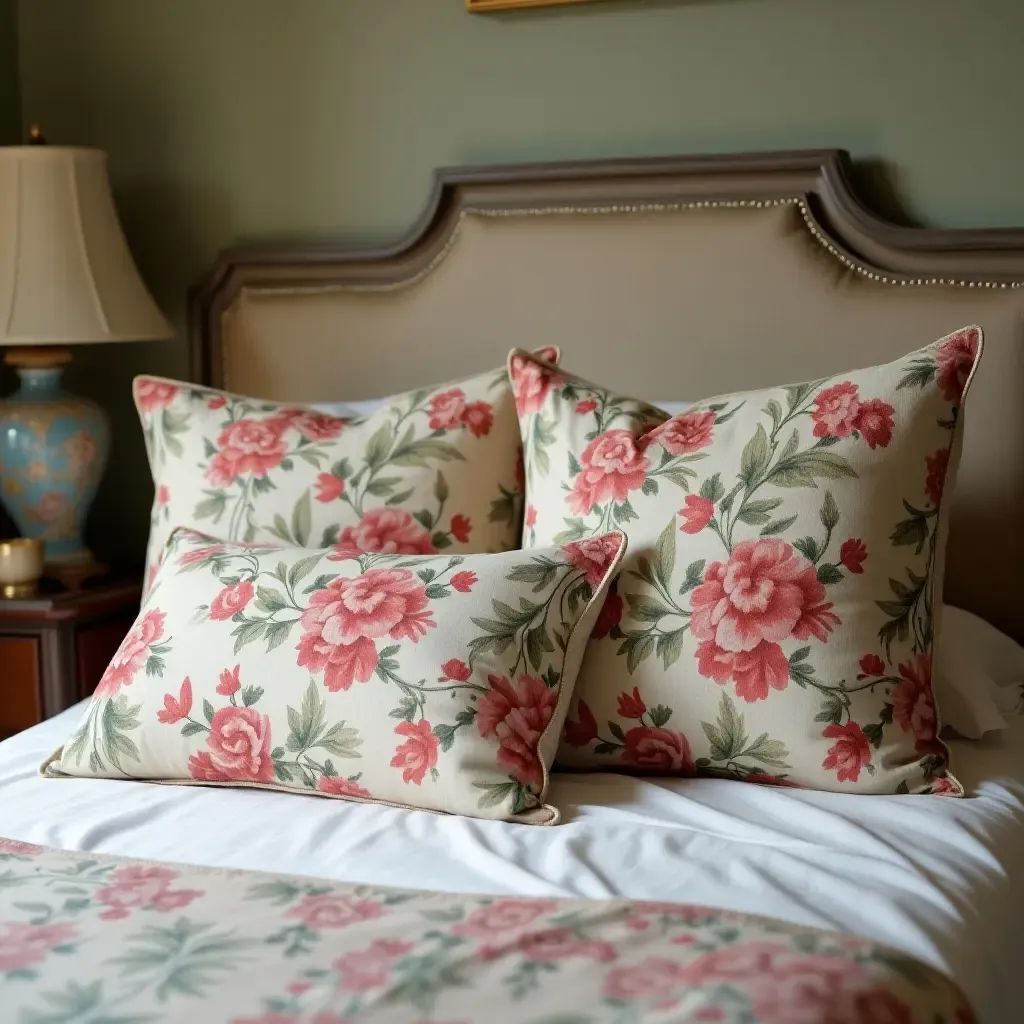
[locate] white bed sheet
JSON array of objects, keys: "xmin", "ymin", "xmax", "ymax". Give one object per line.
[{"xmin": 2, "ymin": 706, "xmax": 1022, "ymax": 1023}]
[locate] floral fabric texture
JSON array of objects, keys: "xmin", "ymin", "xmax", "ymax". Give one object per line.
[
  {"xmin": 46, "ymin": 526, "xmax": 624, "ymax": 824},
  {"xmin": 0, "ymin": 841, "xmax": 975, "ymax": 1024},
  {"xmin": 135, "ymin": 357, "xmax": 559, "ymax": 587},
  {"xmin": 511, "ymin": 328, "xmax": 983, "ymax": 794}
]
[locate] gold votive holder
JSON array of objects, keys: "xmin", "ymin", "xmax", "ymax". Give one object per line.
[{"xmin": 0, "ymin": 538, "xmax": 45, "ymax": 598}]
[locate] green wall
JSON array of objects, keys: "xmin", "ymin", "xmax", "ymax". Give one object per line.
[{"xmin": 13, "ymin": 0, "xmax": 1024, "ymax": 563}]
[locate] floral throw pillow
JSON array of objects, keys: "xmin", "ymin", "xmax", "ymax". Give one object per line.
[
  {"xmin": 45, "ymin": 526, "xmax": 625, "ymax": 824},
  {"xmin": 136, "ymin": 351, "xmax": 559, "ymax": 588},
  {"xmin": 510, "ymin": 327, "xmax": 983, "ymax": 795}
]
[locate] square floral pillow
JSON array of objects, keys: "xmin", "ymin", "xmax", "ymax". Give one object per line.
[
  {"xmin": 510, "ymin": 328, "xmax": 983, "ymax": 795},
  {"xmin": 136, "ymin": 350, "xmax": 559, "ymax": 588},
  {"xmin": 45, "ymin": 526, "xmax": 625, "ymax": 824}
]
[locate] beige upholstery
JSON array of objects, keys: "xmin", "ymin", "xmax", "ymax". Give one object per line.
[{"xmin": 210, "ymin": 200, "xmax": 1024, "ymax": 642}]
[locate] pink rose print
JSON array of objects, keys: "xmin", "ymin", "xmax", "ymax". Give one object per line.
[
  {"xmin": 461, "ymin": 401, "xmax": 493, "ymax": 438},
  {"xmin": 591, "ymin": 581, "xmax": 622, "ymax": 639},
  {"xmin": 334, "ymin": 939, "xmax": 414, "ymax": 992},
  {"xmin": 440, "ymin": 658, "xmax": 471, "ymax": 682},
  {"xmin": 0, "ymin": 922, "xmax": 76, "ymax": 973},
  {"xmin": 297, "ymin": 568, "xmax": 435, "ymax": 691},
  {"xmin": 690, "ymin": 539, "xmax": 837, "ymax": 701},
  {"xmin": 209, "ymin": 580, "xmax": 254, "ymax": 621},
  {"xmin": 858, "ymin": 653, "xmax": 886, "ymax": 678},
  {"xmin": 330, "ymin": 508, "xmax": 434, "ymax": 560},
  {"xmin": 0, "ymin": 838, "xmax": 43, "ymax": 857},
  {"xmin": 679, "ymin": 494, "xmax": 715, "ymax": 535},
  {"xmin": 319, "ymin": 775, "xmax": 372, "ymax": 799},
  {"xmin": 391, "ymin": 720, "xmax": 439, "ymax": 785},
  {"xmin": 839, "ymin": 538, "xmax": 867, "ymax": 574},
  {"xmin": 893, "ymin": 653, "xmax": 937, "ymax": 753},
  {"xmin": 925, "ymin": 448, "xmax": 949, "ymax": 506},
  {"xmin": 287, "ymin": 893, "xmax": 384, "ymax": 930},
  {"xmin": 930, "ymin": 775, "xmax": 962, "ymax": 797},
  {"xmin": 207, "ymin": 395, "xmax": 227, "ymax": 411},
  {"xmin": 428, "ymin": 388, "xmax": 467, "ymax": 430},
  {"xmin": 179, "ymin": 542, "xmax": 225, "ymax": 566},
  {"xmin": 811, "ymin": 381, "xmax": 861, "ymax": 438},
  {"xmin": 525, "ymin": 505, "xmax": 538, "ymax": 529},
  {"xmin": 622, "ymin": 727, "xmax": 695, "ymax": 774},
  {"xmin": 510, "ymin": 356, "xmax": 559, "ymax": 416},
  {"xmin": 563, "ymin": 699, "xmax": 598, "ymax": 747},
  {"xmin": 452, "ymin": 899, "xmax": 557, "ymax": 942},
  {"xmin": 853, "ymin": 990, "xmax": 913, "ymax": 1024},
  {"xmin": 576, "ymin": 399, "xmax": 598, "ymax": 415},
  {"xmin": 217, "ymin": 664, "xmax": 242, "ymax": 696},
  {"xmin": 96, "ymin": 865, "xmax": 202, "ymax": 921},
  {"xmin": 188, "ymin": 706, "xmax": 274, "ymax": 784},
  {"xmin": 450, "ymin": 514, "xmax": 472, "ymax": 544},
  {"xmin": 516, "ymin": 928, "xmax": 617, "ymax": 963},
  {"xmin": 134, "ymin": 379, "xmax": 178, "ymax": 412},
  {"xmin": 206, "ymin": 418, "xmax": 288, "ymax": 487},
  {"xmin": 604, "ymin": 957, "xmax": 688, "ymax": 1002},
  {"xmin": 562, "ymin": 532, "xmax": 623, "ymax": 586},
  {"xmin": 617, "ymin": 687, "xmax": 647, "ymax": 720},
  {"xmin": 286, "ymin": 411, "xmax": 344, "ymax": 441},
  {"xmin": 936, "ymin": 327, "xmax": 980, "ymax": 403},
  {"xmin": 96, "ymin": 609, "xmax": 166, "ymax": 698},
  {"xmin": 821, "ymin": 722, "xmax": 871, "ymax": 783},
  {"xmin": 476, "ymin": 674, "xmax": 556, "ymax": 787},
  {"xmin": 643, "ymin": 409, "xmax": 716, "ymax": 455},
  {"xmin": 157, "ymin": 678, "xmax": 193, "ymax": 725},
  {"xmin": 854, "ymin": 398, "xmax": 895, "ymax": 449},
  {"xmin": 567, "ymin": 430, "xmax": 648, "ymax": 516},
  {"xmin": 315, "ymin": 472, "xmax": 345, "ymax": 503},
  {"xmin": 157, "ymin": 484, "xmax": 170, "ymax": 505},
  {"xmin": 450, "ymin": 570, "xmax": 477, "ymax": 593}
]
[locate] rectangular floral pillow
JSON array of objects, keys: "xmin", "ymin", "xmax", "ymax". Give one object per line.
[
  {"xmin": 510, "ymin": 327, "xmax": 983, "ymax": 795},
  {"xmin": 44, "ymin": 525, "xmax": 625, "ymax": 824},
  {"xmin": 136, "ymin": 348, "xmax": 559, "ymax": 588}
]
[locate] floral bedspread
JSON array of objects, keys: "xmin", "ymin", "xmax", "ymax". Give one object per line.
[{"xmin": 0, "ymin": 838, "xmax": 974, "ymax": 1024}]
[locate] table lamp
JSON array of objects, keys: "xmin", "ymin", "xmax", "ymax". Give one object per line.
[{"xmin": 0, "ymin": 128, "xmax": 173, "ymax": 584}]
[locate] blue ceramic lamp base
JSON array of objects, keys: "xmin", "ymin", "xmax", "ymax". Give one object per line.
[{"xmin": 0, "ymin": 349, "xmax": 110, "ymax": 569}]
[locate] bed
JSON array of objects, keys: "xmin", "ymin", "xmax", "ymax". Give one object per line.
[{"xmin": 3, "ymin": 149, "xmax": 1024, "ymax": 1023}]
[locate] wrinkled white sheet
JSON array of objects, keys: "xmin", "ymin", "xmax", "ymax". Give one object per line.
[{"xmin": 2, "ymin": 706, "xmax": 1022, "ymax": 1023}]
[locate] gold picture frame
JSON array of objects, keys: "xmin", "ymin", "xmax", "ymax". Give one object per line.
[{"xmin": 467, "ymin": 0, "xmax": 597, "ymax": 11}]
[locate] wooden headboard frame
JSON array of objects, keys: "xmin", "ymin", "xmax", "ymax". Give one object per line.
[{"xmin": 190, "ymin": 148, "xmax": 1024, "ymax": 386}]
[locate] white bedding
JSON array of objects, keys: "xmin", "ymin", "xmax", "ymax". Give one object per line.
[{"xmin": 2, "ymin": 706, "xmax": 1022, "ymax": 1023}]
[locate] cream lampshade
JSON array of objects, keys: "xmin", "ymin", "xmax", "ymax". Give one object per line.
[{"xmin": 0, "ymin": 133, "xmax": 173, "ymax": 582}]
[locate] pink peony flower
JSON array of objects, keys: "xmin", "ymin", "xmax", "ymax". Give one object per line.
[
  {"xmin": 205, "ymin": 418, "xmax": 288, "ymax": 487},
  {"xmin": 0, "ymin": 922, "xmax": 76, "ymax": 972},
  {"xmin": 925, "ymin": 448, "xmax": 949, "ymax": 506},
  {"xmin": 603, "ymin": 957, "xmax": 688, "ymax": 1002},
  {"xmin": 567, "ymin": 430, "xmax": 648, "ymax": 516},
  {"xmin": 859, "ymin": 653, "xmax": 886, "ymax": 677},
  {"xmin": 839, "ymin": 538, "xmax": 867, "ymax": 574},
  {"xmin": 854, "ymin": 398, "xmax": 895, "ymax": 449},
  {"xmin": 476, "ymin": 674, "xmax": 557, "ymax": 787},
  {"xmin": 0, "ymin": 838, "xmax": 42, "ymax": 856},
  {"xmin": 157, "ymin": 484, "xmax": 170, "ymax": 505},
  {"xmin": 334, "ymin": 939, "xmax": 413, "ymax": 992},
  {"xmin": 450, "ymin": 570, "xmax": 477, "ymax": 593},
  {"xmin": 695, "ymin": 639, "xmax": 791, "ymax": 703},
  {"xmin": 811, "ymin": 381, "xmax": 860, "ymax": 438},
  {"xmin": 576, "ymin": 399, "xmax": 598, "ymax": 415},
  {"xmin": 188, "ymin": 706, "xmax": 274, "ymax": 784},
  {"xmin": 936, "ymin": 327, "xmax": 980, "ymax": 404},
  {"xmin": 287, "ymin": 893, "xmax": 384, "ymax": 930},
  {"xmin": 286, "ymin": 411, "xmax": 344, "ymax": 441},
  {"xmin": 96, "ymin": 866, "xmax": 202, "ymax": 921},
  {"xmin": 525, "ymin": 505, "xmax": 538, "ymax": 529},
  {"xmin": 96, "ymin": 609, "xmax": 166, "ymax": 698},
  {"xmin": 516, "ymin": 928, "xmax": 617, "ymax": 963},
  {"xmin": 297, "ymin": 568, "xmax": 434, "ymax": 691},
  {"xmin": 452, "ymin": 899, "xmax": 557, "ymax": 941},
  {"xmin": 157, "ymin": 678, "xmax": 193, "ymax": 725},
  {"xmin": 644, "ymin": 409, "xmax": 716, "ymax": 455},
  {"xmin": 622, "ymin": 727, "xmax": 695, "ymax": 774},
  {"xmin": 893, "ymin": 653, "xmax": 937, "ymax": 752},
  {"xmin": 617, "ymin": 687, "xmax": 646, "ymax": 720},
  {"xmin": 450, "ymin": 514, "xmax": 472, "ymax": 544},
  {"xmin": 217, "ymin": 665, "xmax": 242, "ymax": 695},
  {"xmin": 330, "ymin": 508, "xmax": 434, "ymax": 560},
  {"xmin": 510, "ymin": 356, "xmax": 559, "ymax": 416},
  {"xmin": 135, "ymin": 378, "xmax": 179, "ymax": 413},
  {"xmin": 209, "ymin": 580, "xmax": 254, "ymax": 621},
  {"xmin": 563, "ymin": 699, "xmax": 598, "ymax": 748},
  {"xmin": 679, "ymin": 494, "xmax": 715, "ymax": 535},
  {"xmin": 315, "ymin": 472, "xmax": 345, "ymax": 503},
  {"xmin": 179, "ymin": 543, "xmax": 225, "ymax": 566},
  {"xmin": 428, "ymin": 388, "xmax": 466, "ymax": 430},
  {"xmin": 821, "ymin": 722, "xmax": 872, "ymax": 783},
  {"xmin": 207, "ymin": 395, "xmax": 227, "ymax": 411},
  {"xmin": 391, "ymin": 720, "xmax": 439, "ymax": 785},
  {"xmin": 319, "ymin": 775, "xmax": 371, "ymax": 799},
  {"xmin": 441, "ymin": 658, "xmax": 471, "ymax": 682},
  {"xmin": 591, "ymin": 582, "xmax": 622, "ymax": 639},
  {"xmin": 461, "ymin": 401, "xmax": 493, "ymax": 438},
  {"xmin": 562, "ymin": 532, "xmax": 623, "ymax": 586}
]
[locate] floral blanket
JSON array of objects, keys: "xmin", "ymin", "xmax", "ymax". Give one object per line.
[{"xmin": 0, "ymin": 838, "xmax": 974, "ymax": 1024}]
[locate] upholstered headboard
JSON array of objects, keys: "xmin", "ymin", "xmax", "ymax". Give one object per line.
[{"xmin": 190, "ymin": 150, "xmax": 1024, "ymax": 641}]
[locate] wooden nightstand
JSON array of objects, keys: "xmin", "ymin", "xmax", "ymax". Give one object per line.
[{"xmin": 0, "ymin": 575, "xmax": 141, "ymax": 738}]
